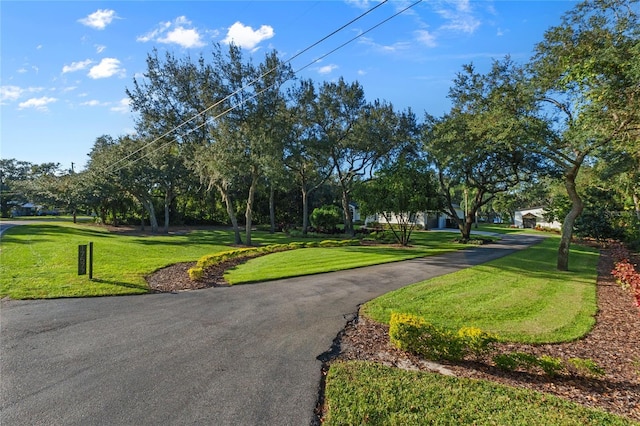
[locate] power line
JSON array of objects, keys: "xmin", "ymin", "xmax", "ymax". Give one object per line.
[
  {"xmin": 103, "ymin": 0, "xmax": 390, "ymax": 174},
  {"xmin": 104, "ymin": 0, "xmax": 422, "ymax": 176}
]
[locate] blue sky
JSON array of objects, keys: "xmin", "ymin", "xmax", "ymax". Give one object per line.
[{"xmin": 1, "ymin": 1, "xmax": 575, "ymax": 172}]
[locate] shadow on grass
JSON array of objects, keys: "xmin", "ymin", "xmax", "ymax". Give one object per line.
[
  {"xmin": 5, "ymin": 224, "xmax": 115, "ymax": 239},
  {"xmin": 343, "ymin": 245, "xmax": 432, "ymax": 257},
  {"xmin": 91, "ymin": 278, "xmax": 149, "ymax": 292},
  {"xmin": 0, "ymin": 235, "xmax": 56, "ymax": 245}
]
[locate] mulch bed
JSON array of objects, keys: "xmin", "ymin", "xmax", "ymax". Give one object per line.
[
  {"xmin": 333, "ymin": 249, "xmax": 640, "ymax": 422},
  {"xmin": 146, "ymin": 248, "xmax": 640, "ymax": 422}
]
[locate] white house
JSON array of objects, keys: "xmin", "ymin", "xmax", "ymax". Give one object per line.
[
  {"xmin": 514, "ymin": 207, "xmax": 562, "ymax": 230},
  {"xmin": 364, "ymin": 205, "xmax": 465, "ymax": 230}
]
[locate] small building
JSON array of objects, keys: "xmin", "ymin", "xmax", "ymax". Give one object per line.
[
  {"xmin": 514, "ymin": 207, "xmax": 561, "ymax": 230},
  {"xmin": 364, "ymin": 206, "xmax": 464, "ymax": 230},
  {"xmin": 11, "ymin": 202, "xmax": 42, "ymax": 217}
]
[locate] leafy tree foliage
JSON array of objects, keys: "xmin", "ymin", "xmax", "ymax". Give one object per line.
[
  {"xmin": 354, "ymin": 157, "xmax": 441, "ymax": 245},
  {"xmin": 284, "ymin": 79, "xmax": 334, "ymax": 234},
  {"xmin": 423, "ymin": 59, "xmax": 544, "ymax": 241},
  {"xmin": 528, "ymin": 0, "xmax": 640, "ymax": 269},
  {"xmin": 0, "ymin": 159, "xmax": 31, "ymax": 217}
]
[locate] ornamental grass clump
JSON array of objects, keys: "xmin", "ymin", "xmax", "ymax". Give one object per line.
[{"xmin": 389, "ymin": 313, "xmax": 498, "ymax": 361}]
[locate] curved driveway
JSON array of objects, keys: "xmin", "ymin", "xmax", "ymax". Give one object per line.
[{"xmin": 1, "ymin": 234, "xmax": 542, "ymax": 425}]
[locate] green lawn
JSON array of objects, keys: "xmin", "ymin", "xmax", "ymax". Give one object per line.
[
  {"xmin": 321, "ymin": 237, "xmax": 614, "ymax": 425},
  {"xmin": 0, "ymin": 222, "xmax": 471, "ymax": 298},
  {"xmin": 225, "ymin": 232, "xmax": 473, "ymax": 284},
  {"xmin": 323, "ymin": 362, "xmax": 635, "ymax": 426},
  {"xmin": 361, "ymin": 237, "xmax": 598, "ymax": 343},
  {"xmin": 0, "ymin": 222, "xmax": 255, "ymax": 298}
]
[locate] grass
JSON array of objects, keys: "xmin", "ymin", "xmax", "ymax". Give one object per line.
[
  {"xmin": 322, "ymin": 238, "xmax": 612, "ymax": 424},
  {"xmin": 1, "ymin": 222, "xmax": 256, "ymax": 298},
  {"xmin": 361, "ymin": 236, "xmax": 599, "ymax": 343},
  {"xmin": 322, "ymin": 361, "xmax": 635, "ymax": 426},
  {"xmin": 225, "ymin": 231, "xmax": 473, "ymax": 284},
  {"xmin": 0, "ymin": 222, "xmax": 471, "ymax": 299},
  {"xmin": 475, "ymin": 223, "xmax": 526, "ymax": 234}
]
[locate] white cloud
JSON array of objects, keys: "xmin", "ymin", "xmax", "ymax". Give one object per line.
[
  {"xmin": 359, "ymin": 36, "xmax": 411, "ymax": 54},
  {"xmin": 110, "ymin": 98, "xmax": 130, "ymax": 113},
  {"xmin": 159, "ymin": 27, "xmax": 205, "ymax": 48},
  {"xmin": 138, "ymin": 17, "xmax": 206, "ymax": 48},
  {"xmin": 1, "ymin": 86, "xmax": 45, "ymax": 103},
  {"xmin": 436, "ymin": 1, "xmax": 481, "ymax": 34},
  {"xmin": 62, "ymin": 59, "xmax": 93, "ymax": 74},
  {"xmin": 88, "ymin": 58, "xmax": 125, "ymax": 79},
  {"xmin": 222, "ymin": 22, "xmax": 274, "ymax": 50},
  {"xmin": 1, "ymin": 86, "xmax": 23, "ymax": 102},
  {"xmin": 95, "ymin": 44, "xmax": 107, "ymax": 53},
  {"xmin": 358, "ymin": 70, "xmax": 367, "ymax": 76},
  {"xmin": 79, "ymin": 9, "xmax": 118, "ymax": 30},
  {"xmin": 138, "ymin": 21, "xmax": 171, "ymax": 43},
  {"xmin": 81, "ymin": 100, "xmax": 103, "ymax": 107},
  {"xmin": 18, "ymin": 96, "xmax": 57, "ymax": 111},
  {"xmin": 318, "ymin": 64, "xmax": 338, "ymax": 75},
  {"xmin": 415, "ymin": 30, "xmax": 437, "ymax": 47}
]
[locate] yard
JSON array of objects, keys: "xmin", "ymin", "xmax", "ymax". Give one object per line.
[{"xmin": 1, "ymin": 220, "xmax": 637, "ymax": 423}]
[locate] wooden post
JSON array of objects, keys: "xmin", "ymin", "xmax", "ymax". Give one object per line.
[
  {"xmin": 88, "ymin": 242, "xmax": 94, "ymax": 280},
  {"xmin": 78, "ymin": 245, "xmax": 87, "ymax": 275}
]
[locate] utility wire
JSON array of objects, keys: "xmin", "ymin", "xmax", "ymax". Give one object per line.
[
  {"xmin": 103, "ymin": 0, "xmax": 390, "ymax": 174},
  {"xmin": 105, "ymin": 0, "xmax": 422, "ymax": 175}
]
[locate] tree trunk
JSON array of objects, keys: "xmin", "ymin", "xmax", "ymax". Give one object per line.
[
  {"xmin": 217, "ymin": 185, "xmax": 242, "ymax": 245},
  {"xmin": 459, "ymin": 214, "xmax": 473, "ymax": 241},
  {"xmin": 302, "ymin": 187, "xmax": 309, "ymax": 235},
  {"xmin": 557, "ymin": 170, "xmax": 583, "ymax": 271},
  {"xmin": 341, "ymin": 189, "xmax": 354, "ymax": 236},
  {"xmin": 245, "ymin": 173, "xmax": 259, "ymax": 246},
  {"xmin": 163, "ymin": 188, "xmax": 172, "ymax": 234},
  {"xmin": 633, "ymin": 193, "xmax": 640, "ymax": 221},
  {"xmin": 142, "ymin": 198, "xmax": 159, "ymax": 233},
  {"xmin": 269, "ymin": 185, "xmax": 276, "ymax": 234}
]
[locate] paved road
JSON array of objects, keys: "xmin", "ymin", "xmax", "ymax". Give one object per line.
[{"xmin": 1, "ymin": 234, "xmax": 543, "ymax": 425}]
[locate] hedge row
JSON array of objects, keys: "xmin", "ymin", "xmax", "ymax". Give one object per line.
[{"xmin": 188, "ymin": 239, "xmax": 361, "ymax": 281}]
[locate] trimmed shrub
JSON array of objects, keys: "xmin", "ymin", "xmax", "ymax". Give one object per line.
[
  {"xmin": 493, "ymin": 352, "xmax": 604, "ymax": 378},
  {"xmin": 310, "ymin": 205, "xmax": 342, "ymax": 232},
  {"xmin": 188, "ymin": 239, "xmax": 362, "ymax": 282},
  {"xmin": 389, "ymin": 313, "xmax": 497, "ymax": 361}
]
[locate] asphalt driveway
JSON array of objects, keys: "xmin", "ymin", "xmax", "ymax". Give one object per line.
[{"xmin": 0, "ymin": 234, "xmax": 543, "ymax": 425}]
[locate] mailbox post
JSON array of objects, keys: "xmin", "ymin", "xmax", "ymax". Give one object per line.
[
  {"xmin": 78, "ymin": 244, "xmax": 87, "ymax": 275},
  {"xmin": 78, "ymin": 242, "xmax": 94, "ymax": 279}
]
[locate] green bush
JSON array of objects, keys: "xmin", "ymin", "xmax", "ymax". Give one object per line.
[
  {"xmin": 310, "ymin": 205, "xmax": 342, "ymax": 231},
  {"xmin": 567, "ymin": 357, "xmax": 605, "ymax": 377},
  {"xmin": 493, "ymin": 352, "xmax": 604, "ymax": 378},
  {"xmin": 389, "ymin": 313, "xmax": 497, "ymax": 361}
]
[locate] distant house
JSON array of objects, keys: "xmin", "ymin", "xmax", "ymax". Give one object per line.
[
  {"xmin": 514, "ymin": 207, "xmax": 561, "ymax": 230},
  {"xmin": 11, "ymin": 202, "xmax": 42, "ymax": 217},
  {"xmin": 364, "ymin": 205, "xmax": 465, "ymax": 230},
  {"xmin": 349, "ymin": 202, "xmax": 361, "ymax": 222}
]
